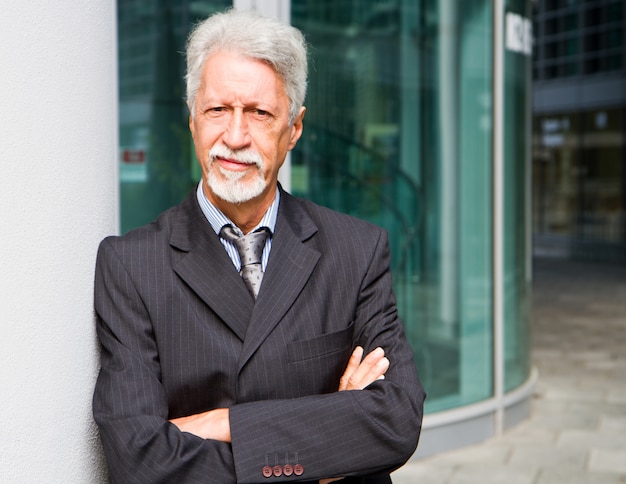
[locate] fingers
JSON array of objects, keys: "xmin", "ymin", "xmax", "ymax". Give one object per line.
[
  {"xmin": 338, "ymin": 346, "xmax": 364, "ymax": 391},
  {"xmin": 338, "ymin": 346, "xmax": 389, "ymax": 391},
  {"xmin": 355, "ymin": 347, "xmax": 389, "ymax": 386},
  {"xmin": 168, "ymin": 408, "xmax": 231, "ymax": 442}
]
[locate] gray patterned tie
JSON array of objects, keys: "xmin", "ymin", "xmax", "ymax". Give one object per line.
[{"xmin": 220, "ymin": 225, "xmax": 270, "ymax": 299}]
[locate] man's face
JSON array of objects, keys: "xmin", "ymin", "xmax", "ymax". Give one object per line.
[{"xmin": 189, "ymin": 50, "xmax": 305, "ymax": 209}]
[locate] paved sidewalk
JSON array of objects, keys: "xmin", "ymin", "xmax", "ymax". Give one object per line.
[{"xmin": 392, "ymin": 257, "xmax": 626, "ymax": 483}]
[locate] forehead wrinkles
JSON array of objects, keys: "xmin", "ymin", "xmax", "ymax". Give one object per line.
[{"xmin": 199, "ymin": 52, "xmax": 287, "ymax": 112}]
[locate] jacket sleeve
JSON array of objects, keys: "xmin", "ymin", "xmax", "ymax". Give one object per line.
[
  {"xmin": 93, "ymin": 238, "xmax": 237, "ymax": 484},
  {"xmin": 228, "ymin": 229, "xmax": 426, "ymax": 483}
]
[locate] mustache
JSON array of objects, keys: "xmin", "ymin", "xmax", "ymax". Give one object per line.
[{"xmin": 209, "ymin": 145, "xmax": 264, "ymax": 168}]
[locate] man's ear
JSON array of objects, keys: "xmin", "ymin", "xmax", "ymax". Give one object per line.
[
  {"xmin": 187, "ymin": 101, "xmax": 195, "ymax": 136},
  {"xmin": 288, "ymin": 106, "xmax": 306, "ymax": 150}
]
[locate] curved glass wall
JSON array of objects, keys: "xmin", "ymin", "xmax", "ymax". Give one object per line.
[
  {"xmin": 291, "ymin": 0, "xmax": 496, "ymax": 413},
  {"xmin": 503, "ymin": 0, "xmax": 532, "ymax": 392}
]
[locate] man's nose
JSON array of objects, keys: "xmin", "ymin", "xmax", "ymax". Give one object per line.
[{"xmin": 222, "ymin": 109, "xmax": 250, "ymax": 149}]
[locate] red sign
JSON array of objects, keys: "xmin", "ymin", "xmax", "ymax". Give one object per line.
[{"xmin": 122, "ymin": 149, "xmax": 146, "ymax": 164}]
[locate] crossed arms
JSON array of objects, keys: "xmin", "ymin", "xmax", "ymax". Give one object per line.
[
  {"xmin": 170, "ymin": 346, "xmax": 389, "ymax": 484},
  {"xmin": 169, "ymin": 346, "xmax": 390, "ymax": 443}
]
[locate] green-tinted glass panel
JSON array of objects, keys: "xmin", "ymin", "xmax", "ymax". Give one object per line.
[
  {"xmin": 564, "ymin": 12, "xmax": 578, "ymax": 31},
  {"xmin": 504, "ymin": 0, "xmax": 532, "ymax": 392},
  {"xmin": 607, "ymin": 29, "xmax": 623, "ymax": 49},
  {"xmin": 565, "ymin": 37, "xmax": 578, "ymax": 57},
  {"xmin": 292, "ymin": 0, "xmax": 494, "ymax": 412},
  {"xmin": 608, "ymin": 2, "xmax": 623, "ymax": 23},
  {"xmin": 565, "ymin": 60, "xmax": 579, "ymax": 76},
  {"xmin": 118, "ymin": 1, "xmax": 231, "ymax": 234}
]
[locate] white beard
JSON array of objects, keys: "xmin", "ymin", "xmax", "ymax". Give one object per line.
[{"xmin": 206, "ymin": 145, "xmax": 266, "ymax": 204}]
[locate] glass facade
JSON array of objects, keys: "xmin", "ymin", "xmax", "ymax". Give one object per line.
[
  {"xmin": 117, "ymin": 0, "xmax": 533, "ymax": 452},
  {"xmin": 118, "ymin": 0, "xmax": 230, "ymax": 233},
  {"xmin": 504, "ymin": 0, "xmax": 532, "ymax": 393},
  {"xmin": 532, "ymin": 0, "xmax": 626, "ymax": 265},
  {"xmin": 533, "ymin": 108, "xmax": 625, "ymax": 262},
  {"xmin": 533, "ymin": 0, "xmax": 624, "ymax": 79},
  {"xmin": 291, "ymin": 1, "xmax": 495, "ymax": 413}
]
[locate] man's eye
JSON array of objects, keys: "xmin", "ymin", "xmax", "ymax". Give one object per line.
[{"xmin": 254, "ymin": 109, "xmax": 269, "ymax": 117}]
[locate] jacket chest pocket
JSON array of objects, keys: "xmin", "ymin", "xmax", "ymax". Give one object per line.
[{"xmin": 286, "ymin": 323, "xmax": 354, "ymax": 395}]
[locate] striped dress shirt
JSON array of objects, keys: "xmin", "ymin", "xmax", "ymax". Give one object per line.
[{"xmin": 195, "ymin": 182, "xmax": 278, "ymax": 272}]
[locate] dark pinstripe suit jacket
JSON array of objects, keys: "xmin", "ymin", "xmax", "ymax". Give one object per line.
[{"xmin": 93, "ymin": 186, "xmax": 425, "ymax": 483}]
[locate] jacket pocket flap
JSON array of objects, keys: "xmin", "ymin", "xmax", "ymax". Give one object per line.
[{"xmin": 287, "ymin": 323, "xmax": 354, "ymax": 362}]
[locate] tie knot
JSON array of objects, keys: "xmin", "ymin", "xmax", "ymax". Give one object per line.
[{"xmin": 220, "ymin": 225, "xmax": 269, "ymax": 267}]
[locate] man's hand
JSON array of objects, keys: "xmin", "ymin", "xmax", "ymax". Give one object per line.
[
  {"xmin": 338, "ymin": 346, "xmax": 389, "ymax": 391},
  {"xmin": 319, "ymin": 348, "xmax": 389, "ymax": 484},
  {"xmin": 169, "ymin": 408, "xmax": 231, "ymax": 442}
]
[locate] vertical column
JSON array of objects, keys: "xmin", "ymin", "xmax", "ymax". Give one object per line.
[
  {"xmin": 493, "ymin": 0, "xmax": 506, "ymax": 436},
  {"xmin": 0, "ymin": 2, "xmax": 117, "ymax": 482},
  {"xmin": 438, "ymin": 1, "xmax": 459, "ymax": 339},
  {"xmin": 234, "ymin": 0, "xmax": 290, "ymax": 22}
]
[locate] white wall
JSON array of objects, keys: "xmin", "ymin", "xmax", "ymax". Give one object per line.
[{"xmin": 0, "ymin": 2, "xmax": 116, "ymax": 482}]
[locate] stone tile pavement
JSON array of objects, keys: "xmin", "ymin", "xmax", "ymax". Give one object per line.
[{"xmin": 392, "ymin": 257, "xmax": 626, "ymax": 483}]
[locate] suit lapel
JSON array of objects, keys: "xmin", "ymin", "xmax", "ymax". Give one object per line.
[
  {"xmin": 171, "ymin": 193, "xmax": 254, "ymax": 341},
  {"xmin": 168, "ymin": 189, "xmax": 321, "ymax": 359},
  {"xmin": 238, "ymin": 190, "xmax": 320, "ymax": 371}
]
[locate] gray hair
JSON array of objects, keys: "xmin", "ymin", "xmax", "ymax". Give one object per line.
[{"xmin": 185, "ymin": 9, "xmax": 308, "ymax": 125}]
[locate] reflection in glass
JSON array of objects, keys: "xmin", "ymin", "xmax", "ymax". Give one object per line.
[
  {"xmin": 292, "ymin": 0, "xmax": 495, "ymax": 412},
  {"xmin": 118, "ymin": 1, "xmax": 231, "ymax": 233}
]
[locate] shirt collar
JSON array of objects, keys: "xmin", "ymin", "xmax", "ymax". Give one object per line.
[{"xmin": 196, "ymin": 182, "xmax": 280, "ymax": 236}]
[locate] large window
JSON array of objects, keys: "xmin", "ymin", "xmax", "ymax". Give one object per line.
[
  {"xmin": 533, "ymin": 107, "xmax": 625, "ymax": 262},
  {"xmin": 291, "ymin": 0, "xmax": 494, "ymax": 412},
  {"xmin": 118, "ymin": 0, "xmax": 231, "ymax": 233},
  {"xmin": 534, "ymin": 0, "xmax": 625, "ymax": 80}
]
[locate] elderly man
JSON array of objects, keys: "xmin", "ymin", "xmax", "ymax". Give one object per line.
[{"xmin": 93, "ymin": 8, "xmax": 425, "ymax": 484}]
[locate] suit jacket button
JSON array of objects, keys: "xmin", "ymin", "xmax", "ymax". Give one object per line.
[
  {"xmin": 283, "ymin": 464, "xmax": 293, "ymax": 476},
  {"xmin": 262, "ymin": 466, "xmax": 272, "ymax": 478},
  {"xmin": 294, "ymin": 464, "xmax": 304, "ymax": 476},
  {"xmin": 273, "ymin": 465, "xmax": 283, "ymax": 477}
]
